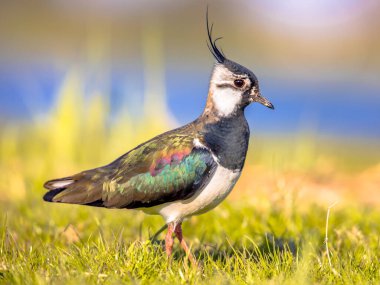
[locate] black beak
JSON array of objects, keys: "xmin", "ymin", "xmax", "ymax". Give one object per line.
[{"xmin": 252, "ymin": 91, "xmax": 274, "ymax": 110}]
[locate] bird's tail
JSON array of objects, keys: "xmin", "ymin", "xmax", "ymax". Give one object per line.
[{"xmin": 43, "ymin": 168, "xmax": 108, "ymax": 206}]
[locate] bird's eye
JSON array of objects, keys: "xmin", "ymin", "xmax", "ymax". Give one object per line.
[{"xmin": 233, "ymin": 79, "xmax": 245, "ymax": 88}]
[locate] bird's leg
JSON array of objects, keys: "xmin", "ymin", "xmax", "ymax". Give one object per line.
[
  {"xmin": 174, "ymin": 222, "xmax": 197, "ymax": 266},
  {"xmin": 165, "ymin": 222, "xmax": 175, "ymax": 258}
]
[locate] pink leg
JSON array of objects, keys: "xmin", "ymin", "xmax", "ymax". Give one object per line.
[
  {"xmin": 174, "ymin": 223, "xmax": 197, "ymax": 266},
  {"xmin": 165, "ymin": 223, "xmax": 175, "ymax": 258}
]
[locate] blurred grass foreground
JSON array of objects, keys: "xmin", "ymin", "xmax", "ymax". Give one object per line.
[{"xmin": 1, "ymin": 67, "xmax": 380, "ymax": 284}]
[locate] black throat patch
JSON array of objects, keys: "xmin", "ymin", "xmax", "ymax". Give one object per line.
[{"xmin": 202, "ymin": 114, "xmax": 250, "ymax": 170}]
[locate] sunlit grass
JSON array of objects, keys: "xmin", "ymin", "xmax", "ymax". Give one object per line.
[
  {"xmin": 1, "ymin": 198, "xmax": 380, "ymax": 284},
  {"xmin": 0, "ymin": 70, "xmax": 379, "ymax": 284}
]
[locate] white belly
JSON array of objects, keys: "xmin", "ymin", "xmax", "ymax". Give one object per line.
[{"xmin": 143, "ymin": 165, "xmax": 241, "ymax": 223}]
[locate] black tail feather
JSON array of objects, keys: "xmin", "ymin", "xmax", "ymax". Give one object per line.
[{"xmin": 43, "ymin": 187, "xmax": 66, "ymax": 202}]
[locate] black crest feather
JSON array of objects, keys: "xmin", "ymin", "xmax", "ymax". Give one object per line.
[{"xmin": 206, "ymin": 8, "xmax": 225, "ymax": 63}]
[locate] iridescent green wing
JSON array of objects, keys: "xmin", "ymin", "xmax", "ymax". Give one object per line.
[
  {"xmin": 44, "ymin": 133, "xmax": 217, "ymax": 209},
  {"xmin": 101, "ymin": 136, "xmax": 217, "ymax": 208}
]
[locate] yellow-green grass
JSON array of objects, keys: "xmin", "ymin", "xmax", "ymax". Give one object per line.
[
  {"xmin": 1, "ymin": 73, "xmax": 379, "ymax": 284},
  {"xmin": 1, "ymin": 194, "xmax": 380, "ymax": 284}
]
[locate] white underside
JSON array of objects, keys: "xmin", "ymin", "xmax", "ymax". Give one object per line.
[{"xmin": 142, "ymin": 165, "xmax": 241, "ymax": 223}]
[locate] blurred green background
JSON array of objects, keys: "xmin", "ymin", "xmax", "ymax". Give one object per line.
[{"xmin": 0, "ymin": 0, "xmax": 379, "ymax": 205}]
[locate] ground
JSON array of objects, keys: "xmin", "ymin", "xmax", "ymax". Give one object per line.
[{"xmin": 1, "ymin": 181, "xmax": 379, "ymax": 284}]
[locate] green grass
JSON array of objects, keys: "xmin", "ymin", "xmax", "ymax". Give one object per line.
[{"xmin": 1, "ymin": 197, "xmax": 379, "ymax": 284}]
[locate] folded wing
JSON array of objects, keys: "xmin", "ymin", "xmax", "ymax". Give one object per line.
[{"xmin": 43, "ymin": 134, "xmax": 217, "ymax": 209}]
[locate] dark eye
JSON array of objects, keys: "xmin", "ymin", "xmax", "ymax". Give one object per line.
[{"xmin": 233, "ymin": 79, "xmax": 245, "ymax": 88}]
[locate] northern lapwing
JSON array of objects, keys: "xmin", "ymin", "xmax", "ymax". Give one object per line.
[{"xmin": 43, "ymin": 13, "xmax": 274, "ymax": 264}]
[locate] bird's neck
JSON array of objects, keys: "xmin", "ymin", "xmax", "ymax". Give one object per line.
[{"xmin": 195, "ymin": 111, "xmax": 250, "ymax": 171}]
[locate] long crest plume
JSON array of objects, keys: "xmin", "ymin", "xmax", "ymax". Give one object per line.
[{"xmin": 206, "ymin": 8, "xmax": 226, "ymax": 63}]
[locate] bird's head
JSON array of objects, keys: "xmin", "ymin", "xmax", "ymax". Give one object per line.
[{"xmin": 204, "ymin": 15, "xmax": 274, "ymax": 118}]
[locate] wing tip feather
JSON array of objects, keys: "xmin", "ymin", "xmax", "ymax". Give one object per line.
[{"xmin": 43, "ymin": 177, "xmax": 75, "ymax": 202}]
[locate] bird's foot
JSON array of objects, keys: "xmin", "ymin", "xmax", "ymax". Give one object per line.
[{"xmin": 164, "ymin": 222, "xmax": 197, "ymax": 267}]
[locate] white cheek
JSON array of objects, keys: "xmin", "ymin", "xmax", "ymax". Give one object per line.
[{"xmin": 212, "ymin": 88, "xmax": 241, "ymax": 117}]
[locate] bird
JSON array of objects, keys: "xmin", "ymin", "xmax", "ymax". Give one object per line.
[{"xmin": 43, "ymin": 13, "xmax": 274, "ymax": 265}]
